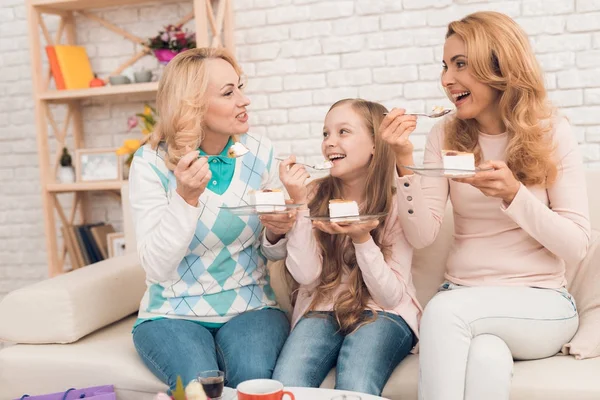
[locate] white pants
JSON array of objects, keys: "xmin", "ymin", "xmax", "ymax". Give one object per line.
[{"xmin": 418, "ymin": 283, "xmax": 578, "ymax": 400}]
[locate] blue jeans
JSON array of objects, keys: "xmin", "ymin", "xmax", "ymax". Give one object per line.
[
  {"xmin": 272, "ymin": 311, "xmax": 415, "ymax": 396},
  {"xmin": 133, "ymin": 309, "xmax": 289, "ymax": 391}
]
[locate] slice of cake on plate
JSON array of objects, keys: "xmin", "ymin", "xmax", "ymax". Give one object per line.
[
  {"xmin": 328, "ymin": 199, "xmax": 360, "ymax": 222},
  {"xmin": 251, "ymin": 189, "xmax": 286, "ymax": 212},
  {"xmin": 442, "ymin": 150, "xmax": 475, "ymax": 177}
]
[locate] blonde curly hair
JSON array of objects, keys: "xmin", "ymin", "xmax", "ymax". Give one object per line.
[
  {"xmin": 148, "ymin": 47, "xmax": 243, "ymax": 170},
  {"xmin": 444, "ymin": 11, "xmax": 557, "ymax": 186}
]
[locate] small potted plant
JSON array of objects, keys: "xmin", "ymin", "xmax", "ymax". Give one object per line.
[
  {"xmin": 57, "ymin": 147, "xmax": 75, "ymax": 183},
  {"xmin": 147, "ymin": 24, "xmax": 196, "ymax": 65}
]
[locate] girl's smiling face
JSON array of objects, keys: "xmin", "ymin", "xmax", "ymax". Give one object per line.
[{"xmin": 322, "ymin": 103, "xmax": 375, "ymax": 182}]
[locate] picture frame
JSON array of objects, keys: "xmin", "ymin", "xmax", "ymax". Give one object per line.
[
  {"xmin": 107, "ymin": 232, "xmax": 126, "ymax": 258},
  {"xmin": 75, "ymin": 148, "xmax": 122, "ymax": 182}
]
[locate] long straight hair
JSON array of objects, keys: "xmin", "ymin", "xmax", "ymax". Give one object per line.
[{"xmin": 302, "ymin": 98, "xmax": 397, "ymax": 334}]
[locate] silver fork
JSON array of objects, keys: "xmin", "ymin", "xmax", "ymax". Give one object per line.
[
  {"xmin": 274, "ymin": 157, "xmax": 333, "ymax": 170},
  {"xmin": 383, "ymin": 109, "xmax": 452, "ymax": 118}
]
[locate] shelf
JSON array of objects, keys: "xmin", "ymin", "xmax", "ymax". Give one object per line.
[
  {"xmin": 47, "ymin": 181, "xmax": 125, "ymax": 193},
  {"xmin": 32, "ymin": 0, "xmax": 154, "ymax": 12},
  {"xmin": 39, "ymin": 81, "xmax": 158, "ymax": 103},
  {"xmin": 27, "ymin": 0, "xmax": 231, "ymax": 276}
]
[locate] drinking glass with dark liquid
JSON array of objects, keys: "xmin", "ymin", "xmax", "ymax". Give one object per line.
[{"xmin": 198, "ymin": 370, "xmax": 225, "ymax": 399}]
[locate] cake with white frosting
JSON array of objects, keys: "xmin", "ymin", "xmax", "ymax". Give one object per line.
[
  {"xmin": 442, "ymin": 150, "xmax": 475, "ymax": 176},
  {"xmin": 252, "ymin": 189, "xmax": 286, "ymax": 212},
  {"xmin": 329, "ymin": 199, "xmax": 360, "ymax": 222}
]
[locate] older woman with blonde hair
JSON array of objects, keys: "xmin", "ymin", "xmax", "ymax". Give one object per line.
[
  {"xmin": 129, "ymin": 47, "xmax": 295, "ymax": 391},
  {"xmin": 382, "ymin": 11, "xmax": 590, "ymax": 400}
]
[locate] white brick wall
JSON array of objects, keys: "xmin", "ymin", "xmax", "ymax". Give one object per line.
[{"xmin": 1, "ymin": 0, "xmax": 599, "ymax": 301}]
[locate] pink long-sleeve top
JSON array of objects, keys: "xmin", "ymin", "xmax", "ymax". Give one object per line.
[
  {"xmin": 397, "ymin": 115, "xmax": 591, "ymax": 288},
  {"xmin": 285, "ymin": 196, "xmax": 423, "ymax": 339}
]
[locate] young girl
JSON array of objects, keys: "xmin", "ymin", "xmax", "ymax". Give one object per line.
[
  {"xmin": 272, "ymin": 99, "xmax": 422, "ymax": 396},
  {"xmin": 382, "ymin": 11, "xmax": 590, "ymax": 400}
]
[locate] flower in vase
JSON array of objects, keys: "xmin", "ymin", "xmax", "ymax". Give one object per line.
[
  {"xmin": 116, "ymin": 139, "xmax": 142, "ymax": 166},
  {"xmin": 147, "ymin": 24, "xmax": 196, "ymax": 53},
  {"xmin": 117, "ymin": 103, "xmax": 158, "ymax": 167},
  {"xmin": 127, "ymin": 116, "xmax": 138, "ymax": 131}
]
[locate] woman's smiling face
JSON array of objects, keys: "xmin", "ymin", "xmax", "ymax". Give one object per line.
[{"xmin": 442, "ymin": 34, "xmax": 501, "ymax": 124}]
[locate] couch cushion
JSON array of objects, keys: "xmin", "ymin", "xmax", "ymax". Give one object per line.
[
  {"xmin": 411, "ymin": 204, "xmax": 454, "ymax": 307},
  {"xmin": 321, "ymin": 353, "xmax": 600, "ymax": 400},
  {"xmin": 0, "ymin": 315, "xmax": 165, "ymax": 400},
  {"xmin": 509, "ymin": 355, "xmax": 600, "ymax": 400},
  {"xmin": 0, "ymin": 253, "xmax": 145, "ymax": 344},
  {"xmin": 268, "ymin": 260, "xmax": 293, "ymax": 316},
  {"xmin": 586, "ymin": 170, "xmax": 600, "ymax": 231},
  {"xmin": 560, "ymin": 170, "xmax": 600, "ymax": 360},
  {"xmin": 563, "ymin": 230, "xmax": 600, "ymax": 359},
  {"xmin": 3, "ymin": 314, "xmax": 600, "ymax": 400}
]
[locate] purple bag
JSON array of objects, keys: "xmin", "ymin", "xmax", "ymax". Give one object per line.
[{"xmin": 15, "ymin": 385, "xmax": 116, "ymax": 400}]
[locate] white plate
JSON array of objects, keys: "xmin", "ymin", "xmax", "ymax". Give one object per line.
[
  {"xmin": 401, "ymin": 164, "xmax": 493, "ymax": 178},
  {"xmin": 222, "ymin": 387, "xmax": 237, "ymax": 399},
  {"xmin": 219, "ymin": 204, "xmax": 304, "ymax": 216},
  {"xmin": 306, "ymin": 213, "xmax": 387, "ymax": 225}
]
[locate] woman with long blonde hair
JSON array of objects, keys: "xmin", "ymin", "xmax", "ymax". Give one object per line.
[
  {"xmin": 129, "ymin": 48, "xmax": 296, "ymax": 392},
  {"xmin": 272, "ymin": 99, "xmax": 422, "ymax": 395},
  {"xmin": 383, "ymin": 11, "xmax": 590, "ymax": 399}
]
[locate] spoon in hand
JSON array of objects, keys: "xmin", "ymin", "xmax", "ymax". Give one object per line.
[
  {"xmin": 383, "ymin": 109, "xmax": 452, "ymax": 118},
  {"xmin": 275, "ymin": 157, "xmax": 333, "ymax": 171}
]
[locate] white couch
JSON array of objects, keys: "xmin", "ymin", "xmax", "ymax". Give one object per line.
[{"xmin": 1, "ymin": 171, "xmax": 600, "ymax": 400}]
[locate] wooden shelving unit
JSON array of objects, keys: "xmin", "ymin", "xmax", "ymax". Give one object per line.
[
  {"xmin": 46, "ymin": 181, "xmax": 126, "ymax": 193},
  {"xmin": 26, "ymin": 0, "xmax": 235, "ymax": 276},
  {"xmin": 39, "ymin": 81, "xmax": 159, "ymax": 102},
  {"xmin": 31, "ymin": 0, "xmax": 154, "ymax": 11}
]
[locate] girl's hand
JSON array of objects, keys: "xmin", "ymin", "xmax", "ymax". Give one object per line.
[
  {"xmin": 380, "ymin": 108, "xmax": 417, "ymax": 161},
  {"xmin": 260, "ymin": 200, "xmax": 298, "ymax": 243},
  {"xmin": 279, "ymin": 155, "xmax": 310, "ymax": 206},
  {"xmin": 175, "ymin": 147, "xmax": 212, "ymax": 207},
  {"xmin": 312, "ymin": 219, "xmax": 380, "ymax": 244},
  {"xmin": 453, "ymin": 160, "xmax": 521, "ymax": 204}
]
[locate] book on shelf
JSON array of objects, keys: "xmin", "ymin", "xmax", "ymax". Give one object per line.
[
  {"xmin": 65, "ymin": 222, "xmax": 116, "ymax": 269},
  {"xmin": 72, "ymin": 225, "xmax": 90, "ymax": 266},
  {"xmin": 45, "ymin": 46, "xmax": 66, "ymax": 90},
  {"xmin": 90, "ymin": 224, "xmax": 115, "ymax": 259},
  {"xmin": 66, "ymin": 224, "xmax": 85, "ymax": 269},
  {"xmin": 79, "ymin": 223, "xmax": 104, "ymax": 264},
  {"xmin": 46, "ymin": 45, "xmax": 94, "ymax": 90}
]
